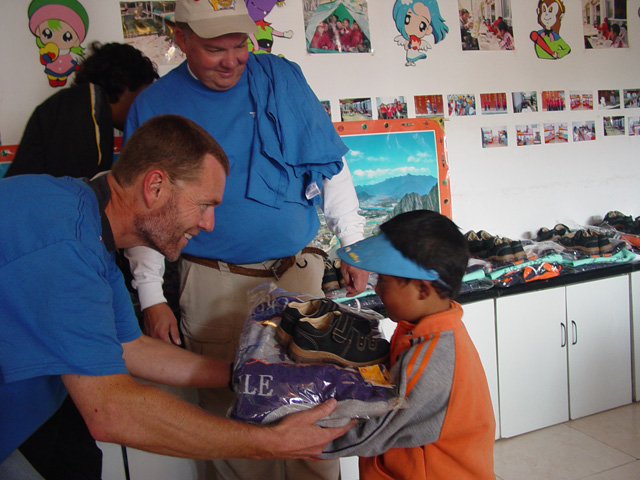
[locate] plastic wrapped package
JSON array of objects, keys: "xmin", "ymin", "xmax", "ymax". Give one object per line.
[{"xmin": 228, "ymin": 283, "xmax": 405, "ymax": 427}]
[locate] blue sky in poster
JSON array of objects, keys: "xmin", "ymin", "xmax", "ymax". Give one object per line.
[{"xmin": 343, "ymin": 130, "xmax": 438, "ymax": 186}]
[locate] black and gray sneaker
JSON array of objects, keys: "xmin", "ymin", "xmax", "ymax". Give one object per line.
[
  {"xmin": 276, "ymin": 299, "xmax": 340, "ymax": 348},
  {"xmin": 288, "ymin": 311, "xmax": 389, "ymax": 368}
]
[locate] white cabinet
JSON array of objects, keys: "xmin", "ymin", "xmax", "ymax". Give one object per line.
[
  {"xmin": 461, "ymin": 299, "xmax": 500, "ymax": 439},
  {"xmin": 496, "ymin": 287, "xmax": 569, "ymax": 438},
  {"xmin": 496, "ymin": 276, "xmax": 633, "ymax": 438},
  {"xmin": 632, "ymin": 272, "xmax": 640, "ymax": 401},
  {"xmin": 565, "ymin": 276, "xmax": 632, "ymax": 419}
]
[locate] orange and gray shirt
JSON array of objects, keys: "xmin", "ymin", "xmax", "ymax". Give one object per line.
[{"xmin": 321, "ymin": 301, "xmax": 495, "ymax": 479}]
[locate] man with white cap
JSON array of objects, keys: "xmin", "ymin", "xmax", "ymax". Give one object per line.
[{"xmin": 122, "ymin": 1, "xmax": 367, "ymax": 479}]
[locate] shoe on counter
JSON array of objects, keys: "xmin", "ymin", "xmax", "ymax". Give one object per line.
[
  {"xmin": 288, "ymin": 311, "xmax": 390, "ymax": 368},
  {"xmin": 465, "ymin": 230, "xmax": 495, "ymax": 258},
  {"xmin": 558, "ymin": 230, "xmax": 600, "ymax": 255},
  {"xmin": 536, "ymin": 223, "xmax": 570, "ymax": 242},
  {"xmin": 537, "ymin": 223, "xmax": 571, "ymax": 242},
  {"xmin": 505, "ymin": 238, "xmax": 527, "ymax": 262},
  {"xmin": 586, "ymin": 229, "xmax": 614, "ymax": 254},
  {"xmin": 277, "ymin": 298, "xmax": 340, "ymax": 348},
  {"xmin": 602, "ymin": 211, "xmax": 635, "ymax": 232},
  {"xmin": 536, "ymin": 227, "xmax": 553, "ymax": 242},
  {"xmin": 552, "ymin": 223, "xmax": 570, "ymax": 237},
  {"xmin": 485, "ymin": 236, "xmax": 516, "ymax": 263},
  {"xmin": 465, "ymin": 230, "xmax": 485, "ymax": 257}
]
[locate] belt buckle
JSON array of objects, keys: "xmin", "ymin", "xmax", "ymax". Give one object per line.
[{"xmin": 271, "ymin": 258, "xmax": 284, "ymax": 280}]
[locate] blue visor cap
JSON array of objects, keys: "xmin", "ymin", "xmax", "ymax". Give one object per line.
[{"xmin": 338, "ymin": 233, "xmax": 443, "ymax": 282}]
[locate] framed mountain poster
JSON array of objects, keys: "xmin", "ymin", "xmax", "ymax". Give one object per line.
[{"xmin": 315, "ymin": 117, "xmax": 450, "ymax": 250}]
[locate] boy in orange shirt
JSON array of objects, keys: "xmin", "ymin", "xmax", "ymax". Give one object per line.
[{"xmin": 321, "ymin": 210, "xmax": 495, "ymax": 479}]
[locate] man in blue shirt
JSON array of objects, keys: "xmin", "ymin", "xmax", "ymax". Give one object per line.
[
  {"xmin": 124, "ymin": 2, "xmax": 367, "ymax": 478},
  {"xmin": 0, "ymin": 114, "xmax": 353, "ymax": 478}
]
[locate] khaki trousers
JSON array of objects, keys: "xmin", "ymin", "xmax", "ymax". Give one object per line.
[{"xmin": 179, "ymin": 250, "xmax": 340, "ymax": 480}]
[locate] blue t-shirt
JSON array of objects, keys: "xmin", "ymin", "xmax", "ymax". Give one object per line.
[
  {"xmin": 124, "ymin": 56, "xmax": 346, "ymax": 264},
  {"xmin": 0, "ymin": 175, "xmax": 141, "ymax": 462}
]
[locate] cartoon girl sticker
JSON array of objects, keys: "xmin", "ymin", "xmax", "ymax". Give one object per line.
[
  {"xmin": 530, "ymin": 0, "xmax": 570, "ymax": 59},
  {"xmin": 393, "ymin": 0, "xmax": 448, "ymax": 66},
  {"xmin": 244, "ymin": 0, "xmax": 293, "ymax": 54},
  {"xmin": 28, "ymin": 0, "xmax": 88, "ymax": 87}
]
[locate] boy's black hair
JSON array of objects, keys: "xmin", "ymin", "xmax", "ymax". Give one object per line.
[
  {"xmin": 611, "ymin": 23, "xmax": 620, "ymax": 35},
  {"xmin": 379, "ymin": 210, "xmax": 469, "ymax": 299},
  {"xmin": 74, "ymin": 41, "xmax": 159, "ymax": 104}
]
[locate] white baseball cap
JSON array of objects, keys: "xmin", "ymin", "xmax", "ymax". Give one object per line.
[{"xmin": 175, "ymin": 0, "xmax": 257, "ymax": 39}]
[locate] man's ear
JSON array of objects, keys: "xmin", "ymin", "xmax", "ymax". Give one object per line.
[
  {"xmin": 141, "ymin": 169, "xmax": 167, "ymax": 208},
  {"xmin": 174, "ymin": 26, "xmax": 188, "ymax": 52}
]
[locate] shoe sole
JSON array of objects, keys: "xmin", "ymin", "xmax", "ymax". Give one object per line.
[
  {"xmin": 275, "ymin": 327, "xmax": 292, "ymax": 348},
  {"xmin": 288, "ymin": 342, "xmax": 389, "ymax": 368}
]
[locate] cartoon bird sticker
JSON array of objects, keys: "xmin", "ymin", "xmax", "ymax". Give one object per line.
[
  {"xmin": 530, "ymin": 0, "xmax": 571, "ymax": 59},
  {"xmin": 392, "ymin": 0, "xmax": 448, "ymax": 67},
  {"xmin": 28, "ymin": 0, "xmax": 88, "ymax": 87}
]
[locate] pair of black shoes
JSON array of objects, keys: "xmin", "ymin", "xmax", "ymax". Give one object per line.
[
  {"xmin": 276, "ymin": 299, "xmax": 390, "ymax": 368},
  {"xmin": 601, "ymin": 211, "xmax": 640, "ymax": 235},
  {"xmin": 465, "ymin": 230, "xmax": 527, "ymax": 264}
]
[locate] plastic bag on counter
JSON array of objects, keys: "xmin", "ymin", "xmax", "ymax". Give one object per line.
[{"xmin": 228, "ymin": 283, "xmax": 405, "ymax": 427}]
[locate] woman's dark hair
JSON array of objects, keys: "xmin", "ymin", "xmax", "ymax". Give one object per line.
[
  {"xmin": 74, "ymin": 41, "xmax": 159, "ymax": 103},
  {"xmin": 379, "ymin": 210, "xmax": 469, "ymax": 299}
]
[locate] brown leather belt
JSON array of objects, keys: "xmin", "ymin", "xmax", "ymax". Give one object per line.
[{"xmin": 182, "ymin": 247, "xmax": 327, "ymax": 280}]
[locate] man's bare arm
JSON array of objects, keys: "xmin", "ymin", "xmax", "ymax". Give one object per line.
[{"xmin": 63, "ymin": 373, "xmax": 353, "ymax": 460}]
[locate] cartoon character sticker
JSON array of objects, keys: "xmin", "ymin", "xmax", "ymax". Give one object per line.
[
  {"xmin": 530, "ymin": 0, "xmax": 571, "ymax": 59},
  {"xmin": 245, "ymin": 0, "xmax": 293, "ymax": 54},
  {"xmin": 393, "ymin": 0, "xmax": 448, "ymax": 67},
  {"xmin": 28, "ymin": 0, "xmax": 88, "ymax": 87}
]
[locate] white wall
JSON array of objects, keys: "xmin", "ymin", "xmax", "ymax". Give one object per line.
[{"xmin": 2, "ymin": 0, "xmax": 639, "ymax": 239}]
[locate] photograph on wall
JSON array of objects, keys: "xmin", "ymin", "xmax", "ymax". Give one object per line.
[
  {"xmin": 516, "ymin": 124, "xmax": 542, "ymax": 146},
  {"xmin": 541, "ymin": 90, "xmax": 566, "ymax": 111},
  {"xmin": 481, "ymin": 126, "xmax": 508, "ymax": 148},
  {"xmin": 480, "ymin": 92, "xmax": 508, "ymax": 114},
  {"xmin": 582, "ymin": 0, "xmax": 628, "ymax": 49},
  {"xmin": 120, "ymin": 1, "xmax": 185, "ymax": 66},
  {"xmin": 598, "ymin": 89, "xmax": 621, "ymax": 109},
  {"xmin": 530, "ymin": 0, "xmax": 571, "ymax": 59},
  {"xmin": 376, "ymin": 96, "xmax": 407, "ymax": 120},
  {"xmin": 543, "ymin": 122, "xmax": 569, "ymax": 143},
  {"xmin": 512, "ymin": 91, "xmax": 538, "ymax": 113},
  {"xmin": 628, "ymin": 116, "xmax": 640, "ymax": 135},
  {"xmin": 339, "ymin": 97, "xmax": 372, "ymax": 121},
  {"xmin": 28, "ymin": 0, "xmax": 90, "ymax": 87},
  {"xmin": 458, "ymin": 0, "xmax": 514, "ymax": 51},
  {"xmin": 572, "ymin": 120, "xmax": 596, "ymax": 141},
  {"xmin": 447, "ymin": 93, "xmax": 476, "ymax": 116},
  {"xmin": 603, "ymin": 116, "xmax": 625, "ymax": 136},
  {"xmin": 570, "ymin": 90, "xmax": 593, "ymax": 110},
  {"xmin": 392, "ymin": 0, "xmax": 449, "ymax": 66},
  {"xmin": 320, "ymin": 100, "xmax": 332, "ymax": 120},
  {"xmin": 304, "ymin": 0, "xmax": 371, "ymax": 53},
  {"xmin": 623, "ymin": 89, "xmax": 640, "ymax": 108},
  {"xmin": 415, "ymin": 94, "xmax": 444, "ymax": 117},
  {"xmin": 314, "ymin": 119, "xmax": 451, "ymax": 249}
]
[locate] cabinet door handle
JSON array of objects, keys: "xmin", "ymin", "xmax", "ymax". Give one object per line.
[
  {"xmin": 561, "ymin": 323, "xmax": 567, "ymax": 347},
  {"xmin": 571, "ymin": 320, "xmax": 578, "ymax": 345}
]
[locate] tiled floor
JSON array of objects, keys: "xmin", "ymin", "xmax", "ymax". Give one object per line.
[{"xmin": 494, "ymin": 402, "xmax": 640, "ymax": 480}]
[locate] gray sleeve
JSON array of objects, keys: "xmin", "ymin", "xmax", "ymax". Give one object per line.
[{"xmin": 320, "ymin": 332, "xmax": 456, "ymax": 458}]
